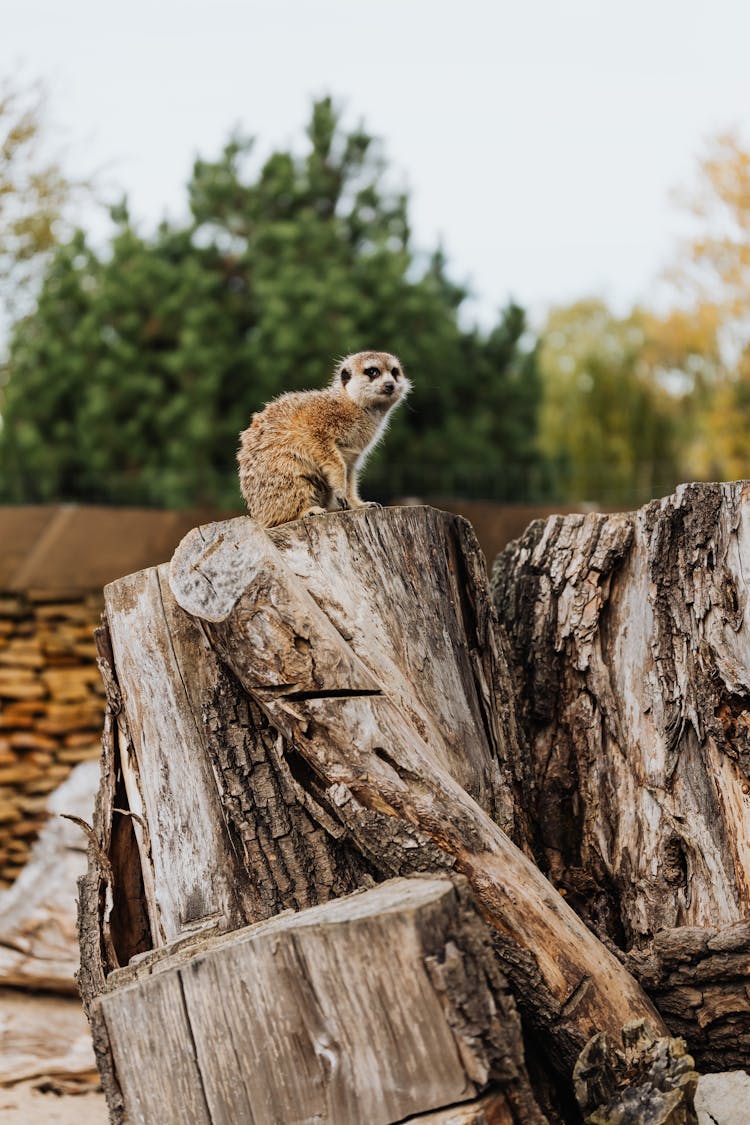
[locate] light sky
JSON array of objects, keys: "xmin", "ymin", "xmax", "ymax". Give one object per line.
[{"xmin": 4, "ymin": 0, "xmax": 750, "ymax": 328}]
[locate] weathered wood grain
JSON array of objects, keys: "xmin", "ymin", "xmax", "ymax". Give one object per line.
[
  {"xmin": 492, "ymin": 481, "xmax": 750, "ymax": 1067},
  {"xmin": 268, "ymin": 507, "xmax": 522, "ymax": 834},
  {"xmin": 402, "ymin": 1087, "xmax": 528, "ymax": 1123},
  {"xmin": 103, "ymin": 568, "xmax": 247, "ymax": 943},
  {"xmin": 85, "ymin": 505, "xmax": 532, "ymax": 972},
  {"xmin": 97, "ymin": 876, "xmax": 546, "ymax": 1125},
  {"xmin": 169, "ymin": 509, "xmax": 667, "ymax": 1072},
  {"xmin": 100, "ymin": 567, "xmax": 374, "ymax": 949}
]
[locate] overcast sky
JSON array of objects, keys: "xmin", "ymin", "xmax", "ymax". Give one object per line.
[{"xmin": 4, "ymin": 0, "xmax": 750, "ymax": 327}]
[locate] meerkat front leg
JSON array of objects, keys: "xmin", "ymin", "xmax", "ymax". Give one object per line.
[
  {"xmin": 316, "ymin": 446, "xmax": 351, "ymax": 512},
  {"xmin": 345, "ymin": 464, "xmax": 370, "ymax": 509},
  {"xmin": 344, "ymin": 461, "xmax": 380, "ymax": 510}
]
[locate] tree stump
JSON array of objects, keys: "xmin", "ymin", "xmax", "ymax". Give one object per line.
[
  {"xmin": 78, "ymin": 506, "xmax": 699, "ymax": 1122},
  {"xmin": 492, "ymin": 481, "xmax": 750, "ymax": 1069}
]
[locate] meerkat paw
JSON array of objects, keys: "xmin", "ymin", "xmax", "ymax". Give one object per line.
[
  {"xmin": 362, "ymin": 501, "xmax": 383, "ymax": 510},
  {"xmin": 333, "ymin": 493, "xmax": 350, "ymax": 511},
  {"xmin": 301, "ymin": 506, "xmax": 328, "ymax": 519}
]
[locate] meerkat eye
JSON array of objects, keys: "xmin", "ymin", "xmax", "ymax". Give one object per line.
[
  {"xmin": 364, "ymin": 366, "xmax": 380, "ymax": 379},
  {"xmin": 391, "ymin": 366, "xmax": 400, "ymax": 378},
  {"xmin": 340, "ymin": 367, "xmax": 351, "ymax": 385}
]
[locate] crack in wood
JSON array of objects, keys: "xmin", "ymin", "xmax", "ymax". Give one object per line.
[{"xmin": 282, "ymin": 687, "xmax": 383, "ymax": 702}]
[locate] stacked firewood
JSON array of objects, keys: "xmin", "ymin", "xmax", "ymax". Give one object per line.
[{"xmin": 0, "ymin": 592, "xmax": 103, "ymax": 887}]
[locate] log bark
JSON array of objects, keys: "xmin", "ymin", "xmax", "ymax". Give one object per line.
[
  {"xmin": 94, "ymin": 876, "xmax": 546, "ymax": 1125},
  {"xmin": 491, "ymin": 481, "xmax": 750, "ymax": 1069},
  {"xmin": 98, "ymin": 566, "xmax": 373, "ymax": 949}
]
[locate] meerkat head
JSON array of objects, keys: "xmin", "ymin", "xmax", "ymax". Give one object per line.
[{"xmin": 334, "ymin": 351, "xmax": 411, "ymax": 413}]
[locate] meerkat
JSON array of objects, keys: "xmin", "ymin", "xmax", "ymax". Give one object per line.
[{"xmin": 237, "ymin": 351, "xmax": 410, "ymax": 528}]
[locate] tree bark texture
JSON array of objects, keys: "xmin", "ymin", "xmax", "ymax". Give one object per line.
[{"xmin": 491, "ymin": 481, "xmax": 750, "ymax": 1069}]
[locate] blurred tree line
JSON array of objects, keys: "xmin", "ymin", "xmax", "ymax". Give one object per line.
[
  {"xmin": 1, "ymin": 91, "xmax": 749, "ymax": 509},
  {"xmin": 537, "ymin": 131, "xmax": 750, "ymax": 504},
  {"xmin": 0, "ymin": 98, "xmax": 543, "ymax": 507}
]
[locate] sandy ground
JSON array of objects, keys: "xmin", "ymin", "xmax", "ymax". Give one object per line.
[
  {"xmin": 0, "ymin": 989, "xmax": 106, "ymax": 1123},
  {"xmin": 0, "ymin": 1082, "xmax": 107, "ymax": 1124}
]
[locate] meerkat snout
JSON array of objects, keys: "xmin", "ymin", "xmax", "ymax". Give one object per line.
[{"xmin": 238, "ymin": 350, "xmax": 409, "ymax": 528}]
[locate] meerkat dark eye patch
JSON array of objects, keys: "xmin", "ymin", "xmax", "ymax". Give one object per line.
[
  {"xmin": 364, "ymin": 366, "xmax": 380, "ymax": 379},
  {"xmin": 391, "ymin": 366, "xmax": 400, "ymax": 378},
  {"xmin": 340, "ymin": 367, "xmax": 351, "ymax": 385}
]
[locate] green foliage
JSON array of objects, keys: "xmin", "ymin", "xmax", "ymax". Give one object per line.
[
  {"xmin": 539, "ymin": 301, "xmax": 684, "ymax": 505},
  {"xmin": 0, "ymin": 98, "xmax": 543, "ymax": 507}
]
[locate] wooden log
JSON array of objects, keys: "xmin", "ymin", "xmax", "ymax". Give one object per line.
[
  {"xmin": 94, "ymin": 876, "xmax": 546, "ymax": 1125},
  {"xmin": 167, "ymin": 509, "xmax": 666, "ymax": 1072},
  {"xmin": 627, "ymin": 921, "xmax": 750, "ymax": 1072},
  {"xmin": 97, "ymin": 566, "xmax": 372, "ymax": 951},
  {"xmin": 491, "ymin": 481, "xmax": 750, "ymax": 1068},
  {"xmin": 84, "ymin": 505, "xmax": 529, "ymax": 963},
  {"xmin": 80, "ymin": 505, "xmax": 700, "ymax": 1122}
]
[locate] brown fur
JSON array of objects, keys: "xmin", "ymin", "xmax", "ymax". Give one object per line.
[{"xmin": 238, "ymin": 351, "xmax": 410, "ymax": 527}]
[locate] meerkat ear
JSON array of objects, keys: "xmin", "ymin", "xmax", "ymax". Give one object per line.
[{"xmin": 340, "ymin": 366, "xmax": 351, "ymax": 385}]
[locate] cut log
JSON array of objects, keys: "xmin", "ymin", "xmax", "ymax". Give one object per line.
[
  {"xmin": 491, "ymin": 481, "xmax": 750, "ymax": 1068},
  {"xmin": 94, "ymin": 876, "xmax": 546, "ymax": 1125},
  {"xmin": 97, "ymin": 564, "xmax": 373, "ymax": 950}
]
